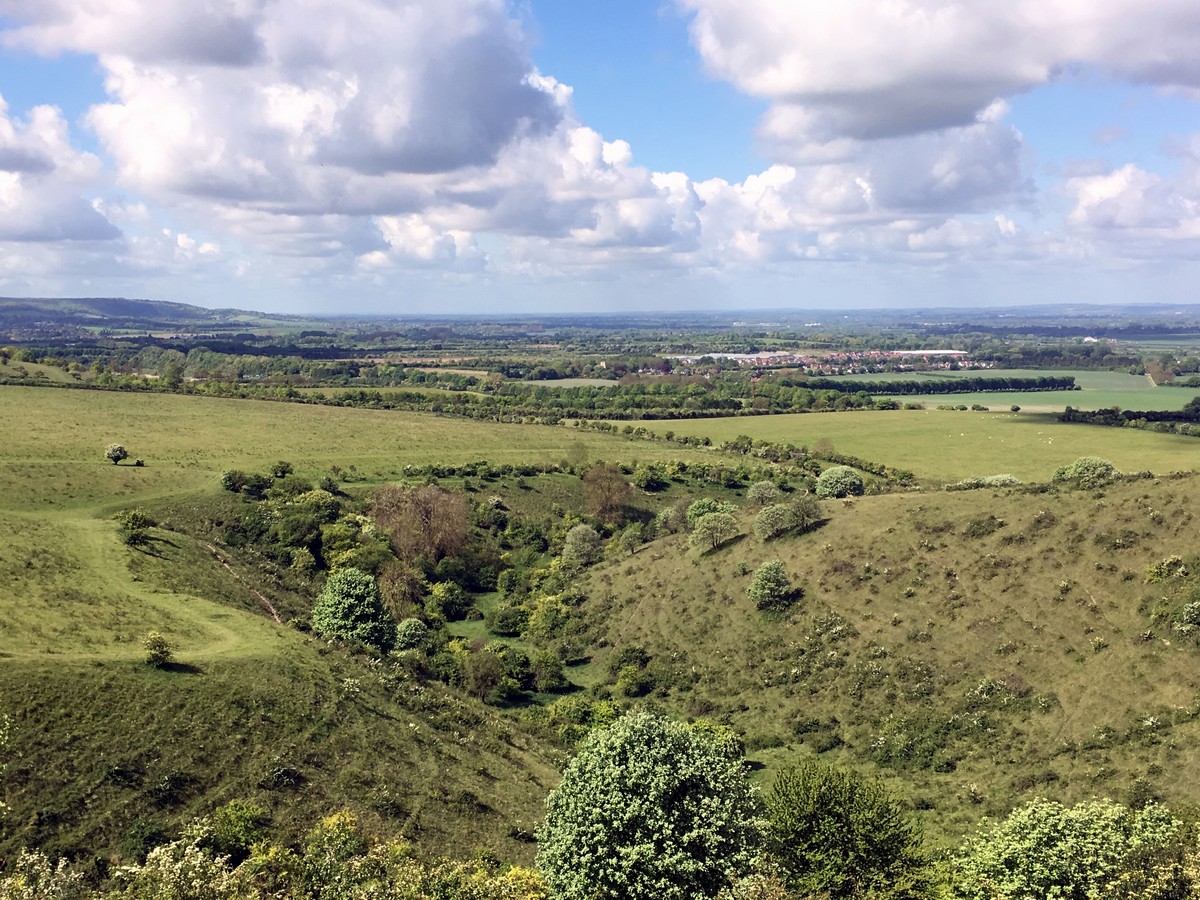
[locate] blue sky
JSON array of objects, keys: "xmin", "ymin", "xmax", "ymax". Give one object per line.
[{"xmin": 0, "ymin": 0, "xmax": 1199, "ymax": 314}]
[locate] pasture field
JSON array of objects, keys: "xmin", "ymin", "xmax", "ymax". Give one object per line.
[
  {"xmin": 831, "ymin": 368, "xmax": 1186, "ymax": 413},
  {"xmin": 659, "ymin": 408, "xmax": 1200, "ymax": 482},
  {"xmin": 0, "ymin": 385, "xmax": 714, "ymax": 511}
]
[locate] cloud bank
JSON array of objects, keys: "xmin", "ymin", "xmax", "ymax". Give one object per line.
[{"xmin": 0, "ymin": 0, "xmax": 1198, "ymax": 308}]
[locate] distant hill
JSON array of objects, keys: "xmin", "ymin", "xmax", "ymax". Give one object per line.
[{"xmin": 0, "ymin": 296, "xmax": 306, "ymax": 338}]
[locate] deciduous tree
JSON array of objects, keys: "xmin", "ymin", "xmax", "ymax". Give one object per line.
[
  {"xmin": 537, "ymin": 710, "xmax": 762, "ymax": 900},
  {"xmin": 690, "ymin": 512, "xmax": 739, "ymax": 552},
  {"xmin": 371, "ymin": 484, "xmax": 469, "ymax": 564},
  {"xmin": 582, "ymin": 462, "xmax": 631, "ymax": 524},
  {"xmin": 311, "ymin": 567, "xmax": 395, "ymax": 653}
]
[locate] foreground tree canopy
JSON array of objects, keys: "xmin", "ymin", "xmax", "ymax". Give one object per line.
[
  {"xmin": 536, "ymin": 710, "xmax": 762, "ymax": 900},
  {"xmin": 951, "ymin": 797, "xmax": 1186, "ymax": 900},
  {"xmin": 766, "ymin": 760, "xmax": 934, "ymax": 899}
]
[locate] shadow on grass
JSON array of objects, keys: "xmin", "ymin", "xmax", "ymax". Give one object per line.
[
  {"xmin": 697, "ymin": 533, "xmax": 749, "ymax": 555},
  {"xmin": 158, "ymin": 661, "xmax": 203, "ymax": 675},
  {"xmin": 130, "ymin": 534, "xmax": 179, "ymax": 559}
]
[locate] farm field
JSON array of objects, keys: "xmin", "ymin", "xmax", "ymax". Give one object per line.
[
  {"xmin": 0, "ymin": 385, "xmax": 714, "ymax": 511},
  {"xmin": 832, "ymin": 368, "xmax": 1187, "ymax": 413},
  {"xmin": 659, "ymin": 408, "xmax": 1200, "ymax": 482}
]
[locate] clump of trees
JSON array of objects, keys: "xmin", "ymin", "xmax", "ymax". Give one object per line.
[{"xmin": 753, "ymin": 497, "xmax": 821, "ymax": 541}]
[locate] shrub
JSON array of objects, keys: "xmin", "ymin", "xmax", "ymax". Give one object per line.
[
  {"xmin": 952, "ymin": 798, "xmax": 1186, "ymax": 900},
  {"xmin": 561, "ymin": 524, "xmax": 603, "ymax": 568},
  {"xmin": 815, "ymin": 466, "xmax": 864, "ymax": 499},
  {"xmin": 689, "ymin": 512, "xmax": 739, "ymax": 552},
  {"xmin": 537, "ymin": 710, "xmax": 763, "ymax": 900},
  {"xmin": 393, "ymin": 617, "xmax": 429, "ymax": 650},
  {"xmin": 209, "ymin": 800, "xmax": 269, "ymax": 864},
  {"xmin": 142, "ymin": 631, "xmax": 173, "ymax": 667},
  {"xmin": 747, "ymin": 561, "xmax": 795, "ymax": 612},
  {"xmin": 299, "ymin": 811, "xmax": 369, "ymax": 899},
  {"xmin": 1052, "ymin": 456, "xmax": 1118, "ymax": 488},
  {"xmin": 746, "ymin": 480, "xmax": 785, "ymax": 507},
  {"xmin": 424, "ymin": 581, "xmax": 472, "ymax": 622},
  {"xmin": 0, "ymin": 849, "xmax": 87, "ymax": 900},
  {"xmin": 686, "ymin": 497, "xmax": 737, "ymax": 527},
  {"xmin": 767, "ymin": 760, "xmax": 933, "ymax": 899},
  {"xmin": 220, "ymin": 470, "xmax": 248, "ymax": 493},
  {"xmin": 1146, "ymin": 555, "xmax": 1189, "ymax": 583},
  {"xmin": 946, "ymin": 475, "xmax": 1022, "ymax": 491},
  {"xmin": 116, "ymin": 826, "xmax": 249, "ymax": 900},
  {"xmin": 312, "ymin": 568, "xmax": 396, "ymax": 653},
  {"xmin": 106, "ymin": 443, "xmax": 129, "ymax": 465}
]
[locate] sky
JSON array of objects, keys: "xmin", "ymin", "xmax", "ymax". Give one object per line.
[{"xmin": 1, "ymin": 1, "xmax": 1200, "ymax": 315}]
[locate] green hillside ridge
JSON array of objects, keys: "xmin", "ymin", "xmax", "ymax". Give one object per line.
[
  {"xmin": 568, "ymin": 476, "xmax": 1200, "ymax": 841},
  {"xmin": 6, "ymin": 381, "xmax": 1200, "ymax": 876}
]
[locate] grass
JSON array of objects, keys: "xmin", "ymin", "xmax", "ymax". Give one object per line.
[
  {"xmin": 7, "ymin": 379, "xmax": 1200, "ymax": 863},
  {"xmin": 0, "ymin": 386, "xmax": 714, "ymax": 511},
  {"xmin": 572, "ymin": 475, "xmax": 1200, "ymax": 843},
  {"xmin": 658, "ymin": 409, "xmax": 1200, "ymax": 482}
]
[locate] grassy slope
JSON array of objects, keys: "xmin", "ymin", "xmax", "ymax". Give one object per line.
[
  {"xmin": 4, "ymin": 386, "xmax": 729, "ymax": 861},
  {"xmin": 8, "ymin": 382, "xmax": 1200, "ymax": 860},
  {"xmin": 573, "ymin": 476, "xmax": 1200, "ymax": 842}
]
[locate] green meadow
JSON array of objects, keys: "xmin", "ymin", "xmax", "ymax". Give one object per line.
[
  {"xmin": 837, "ymin": 368, "xmax": 1187, "ymax": 413},
  {"xmin": 660, "ymin": 408, "xmax": 1200, "ymax": 482}
]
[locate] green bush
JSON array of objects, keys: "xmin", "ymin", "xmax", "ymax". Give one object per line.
[
  {"xmin": 766, "ymin": 760, "xmax": 933, "ymax": 899},
  {"xmin": 815, "ymin": 466, "xmax": 864, "ymax": 499},
  {"xmin": 208, "ymin": 799, "xmax": 269, "ymax": 865},
  {"xmin": 424, "ymin": 581, "xmax": 472, "ymax": 622},
  {"xmin": 747, "ymin": 561, "xmax": 795, "ymax": 612},
  {"xmin": 142, "ymin": 631, "xmax": 173, "ymax": 667},
  {"xmin": 1051, "ymin": 456, "xmax": 1118, "ymax": 488},
  {"xmin": 952, "ymin": 798, "xmax": 1186, "ymax": 900},
  {"xmin": 537, "ymin": 710, "xmax": 763, "ymax": 900},
  {"xmin": 561, "ymin": 524, "xmax": 603, "ymax": 568},
  {"xmin": 312, "ymin": 568, "xmax": 396, "ymax": 653},
  {"xmin": 393, "ymin": 617, "xmax": 429, "ymax": 650}
]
